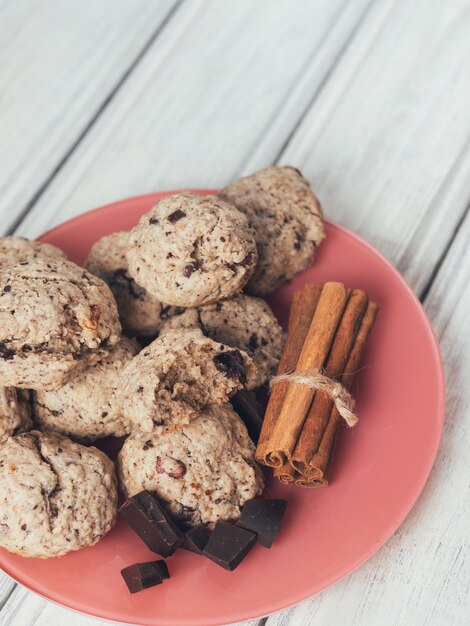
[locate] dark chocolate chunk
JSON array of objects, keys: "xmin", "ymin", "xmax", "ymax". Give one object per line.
[
  {"xmin": 213, "ymin": 350, "xmax": 246, "ymax": 385},
  {"xmin": 119, "ymin": 491, "xmax": 183, "ymax": 557},
  {"xmin": 167, "ymin": 210, "xmax": 186, "ymax": 223},
  {"xmin": 248, "ymin": 333, "xmax": 258, "ymax": 352},
  {"xmin": 230, "ymin": 390, "xmax": 265, "ymax": 444},
  {"xmin": 202, "ymin": 522, "xmax": 256, "ymax": 570},
  {"xmin": 237, "ymin": 499, "xmax": 287, "ymax": 548},
  {"xmin": 240, "ymin": 252, "xmax": 256, "ymax": 267},
  {"xmin": 0, "ymin": 343, "xmax": 15, "ymax": 360},
  {"xmin": 121, "ymin": 560, "xmax": 169, "ymax": 594},
  {"xmin": 182, "ymin": 525, "xmax": 210, "ymax": 554},
  {"xmin": 183, "ymin": 262, "xmax": 199, "ymax": 277}
]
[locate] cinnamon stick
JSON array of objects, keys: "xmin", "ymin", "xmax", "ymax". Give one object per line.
[
  {"xmin": 264, "ymin": 282, "xmax": 348, "ymax": 468},
  {"xmin": 290, "ymin": 289, "xmax": 369, "ymax": 474},
  {"xmin": 255, "ymin": 284, "xmax": 321, "ymax": 464},
  {"xmin": 305, "ymin": 300, "xmax": 379, "ymax": 484}
]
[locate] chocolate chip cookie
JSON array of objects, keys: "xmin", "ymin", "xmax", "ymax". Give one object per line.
[
  {"xmin": 0, "ymin": 431, "xmax": 117, "ymax": 558},
  {"xmin": 220, "ymin": 166, "xmax": 325, "ymax": 295},
  {"xmin": 0, "ymin": 258, "xmax": 121, "ymax": 390},
  {"xmin": 0, "ymin": 387, "xmax": 31, "ymax": 444},
  {"xmin": 0, "ymin": 236, "xmax": 66, "ymax": 269},
  {"xmin": 126, "ymin": 193, "xmax": 258, "ymax": 307},
  {"xmin": 160, "ymin": 294, "xmax": 283, "ymax": 389},
  {"xmin": 85, "ymin": 231, "xmax": 180, "ymax": 338},
  {"xmin": 119, "ymin": 327, "xmax": 257, "ymax": 433},
  {"xmin": 117, "ymin": 403, "xmax": 264, "ymax": 527},
  {"xmin": 31, "ymin": 337, "xmax": 139, "ymax": 441}
]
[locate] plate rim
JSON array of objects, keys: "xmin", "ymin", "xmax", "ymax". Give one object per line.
[{"xmin": 1, "ymin": 190, "xmax": 446, "ymax": 625}]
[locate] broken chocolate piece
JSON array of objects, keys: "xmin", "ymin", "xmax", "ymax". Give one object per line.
[
  {"xmin": 203, "ymin": 521, "xmax": 256, "ymax": 570},
  {"xmin": 213, "ymin": 350, "xmax": 247, "ymax": 385},
  {"xmin": 182, "ymin": 525, "xmax": 210, "ymax": 554},
  {"xmin": 230, "ymin": 390, "xmax": 265, "ymax": 443},
  {"xmin": 183, "ymin": 262, "xmax": 199, "ymax": 277},
  {"xmin": 121, "ymin": 559, "xmax": 169, "ymax": 594},
  {"xmin": 119, "ymin": 490, "xmax": 183, "ymax": 557},
  {"xmin": 237, "ymin": 499, "xmax": 287, "ymax": 548},
  {"xmin": 167, "ymin": 210, "xmax": 186, "ymax": 223}
]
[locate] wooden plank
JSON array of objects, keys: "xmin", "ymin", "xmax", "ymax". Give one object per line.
[
  {"xmin": 12, "ymin": 0, "xmax": 374, "ymax": 238},
  {"xmin": 0, "ymin": 573, "xmax": 15, "ymax": 611},
  {"xmin": 0, "ymin": 0, "xmax": 179, "ymax": 235},
  {"xmin": 0, "ymin": 581, "xmax": 263, "ymax": 626},
  {"xmin": 278, "ymin": 0, "xmax": 470, "ymax": 296},
  {"xmin": 264, "ymin": 210, "xmax": 470, "ymax": 626}
]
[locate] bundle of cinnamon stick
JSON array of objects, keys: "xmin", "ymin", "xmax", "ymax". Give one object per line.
[{"xmin": 256, "ymin": 282, "xmax": 378, "ymax": 487}]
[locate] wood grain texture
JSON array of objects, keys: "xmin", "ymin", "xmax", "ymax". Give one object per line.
[
  {"xmin": 0, "ymin": 582, "xmax": 263, "ymax": 626},
  {"xmin": 279, "ymin": 0, "xmax": 470, "ymax": 296},
  {"xmin": 12, "ymin": 0, "xmax": 373, "ymax": 238},
  {"xmin": 0, "ymin": 0, "xmax": 178, "ymax": 235}
]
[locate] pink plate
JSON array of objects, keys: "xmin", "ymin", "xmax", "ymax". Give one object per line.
[{"xmin": 0, "ymin": 191, "xmax": 445, "ymax": 626}]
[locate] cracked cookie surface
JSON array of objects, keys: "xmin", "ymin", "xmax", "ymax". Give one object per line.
[
  {"xmin": 85, "ymin": 231, "xmax": 180, "ymax": 337},
  {"xmin": 0, "ymin": 387, "xmax": 32, "ymax": 444},
  {"xmin": 0, "ymin": 258, "xmax": 121, "ymax": 390},
  {"xmin": 0, "ymin": 430, "xmax": 117, "ymax": 558},
  {"xmin": 119, "ymin": 327, "xmax": 257, "ymax": 433},
  {"xmin": 126, "ymin": 193, "xmax": 258, "ymax": 307},
  {"xmin": 31, "ymin": 337, "xmax": 139, "ymax": 441},
  {"xmin": 160, "ymin": 294, "xmax": 283, "ymax": 389},
  {"xmin": 117, "ymin": 403, "xmax": 264, "ymax": 527},
  {"xmin": 0, "ymin": 236, "xmax": 66, "ymax": 269},
  {"xmin": 220, "ymin": 166, "xmax": 325, "ymax": 295}
]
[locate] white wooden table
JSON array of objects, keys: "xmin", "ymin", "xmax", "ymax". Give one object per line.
[{"xmin": 0, "ymin": 0, "xmax": 469, "ymax": 624}]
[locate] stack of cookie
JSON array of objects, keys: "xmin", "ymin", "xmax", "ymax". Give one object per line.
[{"xmin": 0, "ymin": 166, "xmax": 324, "ymax": 558}]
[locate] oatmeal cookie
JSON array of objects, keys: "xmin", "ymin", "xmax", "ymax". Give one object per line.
[
  {"xmin": 0, "ymin": 430, "xmax": 117, "ymax": 558},
  {"xmin": 161, "ymin": 294, "xmax": 283, "ymax": 389},
  {"xmin": 0, "ymin": 258, "xmax": 121, "ymax": 390},
  {"xmin": 220, "ymin": 166, "xmax": 324, "ymax": 295},
  {"xmin": 119, "ymin": 327, "xmax": 257, "ymax": 432},
  {"xmin": 85, "ymin": 231, "xmax": 180, "ymax": 337},
  {"xmin": 117, "ymin": 404, "xmax": 264, "ymax": 527},
  {"xmin": 31, "ymin": 337, "xmax": 139, "ymax": 440},
  {"xmin": 126, "ymin": 193, "xmax": 257, "ymax": 307},
  {"xmin": 0, "ymin": 236, "xmax": 66, "ymax": 269}
]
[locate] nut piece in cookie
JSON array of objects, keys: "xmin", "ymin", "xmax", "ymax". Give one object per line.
[
  {"xmin": 160, "ymin": 294, "xmax": 284, "ymax": 389},
  {"xmin": 85, "ymin": 231, "xmax": 181, "ymax": 338},
  {"xmin": 0, "ymin": 387, "xmax": 32, "ymax": 444},
  {"xmin": 219, "ymin": 166, "xmax": 325, "ymax": 295},
  {"xmin": 0, "ymin": 236, "xmax": 66, "ymax": 269},
  {"xmin": 119, "ymin": 327, "xmax": 257, "ymax": 432},
  {"xmin": 31, "ymin": 337, "xmax": 139, "ymax": 441},
  {"xmin": 117, "ymin": 403, "xmax": 264, "ymax": 527},
  {"xmin": 0, "ymin": 258, "xmax": 122, "ymax": 390},
  {"xmin": 126, "ymin": 193, "xmax": 258, "ymax": 307},
  {"xmin": 0, "ymin": 430, "xmax": 117, "ymax": 558}
]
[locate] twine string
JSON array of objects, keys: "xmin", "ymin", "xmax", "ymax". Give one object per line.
[{"xmin": 269, "ymin": 370, "xmax": 358, "ymax": 427}]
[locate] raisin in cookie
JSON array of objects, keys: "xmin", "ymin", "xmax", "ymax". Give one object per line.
[
  {"xmin": 31, "ymin": 337, "xmax": 139, "ymax": 441},
  {"xmin": 220, "ymin": 166, "xmax": 325, "ymax": 295},
  {"xmin": 0, "ymin": 431, "xmax": 117, "ymax": 558},
  {"xmin": 126, "ymin": 193, "xmax": 258, "ymax": 307},
  {"xmin": 117, "ymin": 404, "xmax": 264, "ymax": 527},
  {"xmin": 0, "ymin": 388, "xmax": 32, "ymax": 444},
  {"xmin": 0, "ymin": 258, "xmax": 121, "ymax": 390},
  {"xmin": 0, "ymin": 236, "xmax": 66, "ymax": 269},
  {"xmin": 160, "ymin": 294, "xmax": 283, "ymax": 389},
  {"xmin": 85, "ymin": 231, "xmax": 180, "ymax": 338},
  {"xmin": 119, "ymin": 327, "xmax": 257, "ymax": 433}
]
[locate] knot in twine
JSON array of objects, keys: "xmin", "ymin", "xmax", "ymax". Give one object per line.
[{"xmin": 270, "ymin": 370, "xmax": 358, "ymax": 427}]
